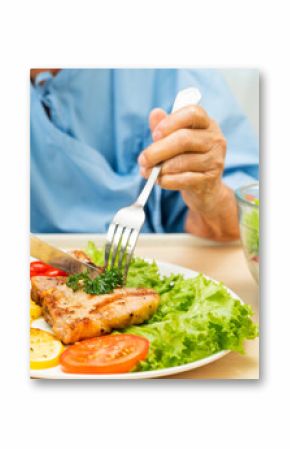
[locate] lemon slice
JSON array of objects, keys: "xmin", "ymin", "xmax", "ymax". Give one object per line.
[
  {"xmin": 30, "ymin": 328, "xmax": 63, "ymax": 369},
  {"xmin": 30, "ymin": 299, "xmax": 42, "ymax": 321}
]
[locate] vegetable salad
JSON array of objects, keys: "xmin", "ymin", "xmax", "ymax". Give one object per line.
[{"xmin": 86, "ymin": 242, "xmax": 258, "ymax": 372}]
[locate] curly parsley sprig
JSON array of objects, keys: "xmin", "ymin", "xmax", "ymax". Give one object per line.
[{"xmin": 66, "ymin": 268, "xmax": 124, "ymax": 294}]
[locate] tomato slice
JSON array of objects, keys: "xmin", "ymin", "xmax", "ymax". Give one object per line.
[
  {"xmin": 60, "ymin": 334, "xmax": 150, "ymax": 374},
  {"xmin": 30, "ymin": 261, "xmax": 67, "ymax": 278}
]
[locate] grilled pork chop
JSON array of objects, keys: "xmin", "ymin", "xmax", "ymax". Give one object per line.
[{"xmin": 31, "ymin": 277, "xmax": 159, "ymax": 344}]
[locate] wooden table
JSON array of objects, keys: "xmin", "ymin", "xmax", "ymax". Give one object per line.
[{"xmin": 40, "ymin": 234, "xmax": 260, "ymax": 380}]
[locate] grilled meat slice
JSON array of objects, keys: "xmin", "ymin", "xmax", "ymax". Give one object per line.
[
  {"xmin": 31, "ymin": 249, "xmax": 103, "ymax": 305},
  {"xmin": 31, "ymin": 277, "xmax": 159, "ymax": 344},
  {"xmin": 31, "ymin": 276, "xmax": 66, "ymax": 305},
  {"xmin": 68, "ymin": 250, "xmax": 104, "ymax": 277},
  {"xmin": 68, "ymin": 250, "xmax": 103, "ymax": 274}
]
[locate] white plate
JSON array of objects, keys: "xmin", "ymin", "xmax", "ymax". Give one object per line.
[{"xmin": 30, "ymin": 259, "xmax": 241, "ymax": 379}]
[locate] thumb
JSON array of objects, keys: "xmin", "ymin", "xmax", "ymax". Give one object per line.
[{"xmin": 149, "ymin": 108, "xmax": 167, "ymax": 140}]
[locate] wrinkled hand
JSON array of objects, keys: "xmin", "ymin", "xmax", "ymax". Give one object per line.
[
  {"xmin": 138, "ymin": 106, "xmax": 239, "ymax": 241},
  {"xmin": 138, "ymin": 105, "xmax": 227, "ymax": 214}
]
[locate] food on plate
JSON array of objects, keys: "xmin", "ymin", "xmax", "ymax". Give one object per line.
[
  {"xmin": 31, "ymin": 275, "xmax": 160, "ymax": 344},
  {"xmin": 60, "ymin": 334, "xmax": 149, "ymax": 374},
  {"xmin": 31, "ymin": 276, "xmax": 64, "ymax": 303},
  {"xmin": 66, "ymin": 267, "xmax": 124, "ymax": 294},
  {"xmin": 68, "ymin": 250, "xmax": 104, "ymax": 277},
  {"xmin": 86, "ymin": 242, "xmax": 259, "ymax": 372},
  {"xmin": 30, "ymin": 328, "xmax": 63, "ymax": 369},
  {"xmin": 30, "ymin": 261, "xmax": 67, "ymax": 278},
  {"xmin": 30, "ymin": 241, "xmax": 259, "ymax": 374},
  {"xmin": 123, "ymin": 273, "xmax": 258, "ymax": 371},
  {"xmin": 30, "ymin": 250, "xmax": 102, "ymax": 279},
  {"xmin": 69, "ymin": 249, "xmax": 102, "ymax": 268},
  {"xmin": 30, "ymin": 299, "xmax": 42, "ymax": 321}
]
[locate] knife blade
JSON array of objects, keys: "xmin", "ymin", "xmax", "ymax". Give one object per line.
[{"xmin": 30, "ymin": 235, "xmax": 100, "ymax": 276}]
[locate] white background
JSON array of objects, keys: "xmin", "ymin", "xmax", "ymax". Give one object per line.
[
  {"xmin": 221, "ymin": 69, "xmax": 259, "ymax": 133},
  {"xmin": 0, "ymin": 1, "xmax": 289, "ymax": 448}
]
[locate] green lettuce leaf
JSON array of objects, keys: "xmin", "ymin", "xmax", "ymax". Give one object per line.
[{"xmin": 86, "ymin": 242, "xmax": 258, "ymax": 371}]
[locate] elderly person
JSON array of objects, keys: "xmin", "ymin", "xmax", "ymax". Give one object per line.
[{"xmin": 30, "ymin": 69, "xmax": 258, "ymax": 240}]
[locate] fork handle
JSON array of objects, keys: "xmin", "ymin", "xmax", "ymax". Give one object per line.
[
  {"xmin": 136, "ymin": 165, "xmax": 162, "ymax": 207},
  {"xmin": 136, "ymin": 87, "xmax": 202, "ymax": 208}
]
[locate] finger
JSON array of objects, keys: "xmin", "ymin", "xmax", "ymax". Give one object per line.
[
  {"xmin": 149, "ymin": 108, "xmax": 167, "ymax": 136},
  {"xmin": 140, "ymin": 154, "xmax": 210, "ymax": 178},
  {"xmin": 139, "ymin": 165, "xmax": 152, "ymax": 178},
  {"xmin": 158, "ymin": 172, "xmax": 207, "ymax": 190},
  {"xmin": 138, "ymin": 129, "xmax": 212, "ymax": 168},
  {"xmin": 152, "ymin": 105, "xmax": 210, "ymax": 140},
  {"xmin": 161, "ymin": 153, "xmax": 213, "ymax": 175}
]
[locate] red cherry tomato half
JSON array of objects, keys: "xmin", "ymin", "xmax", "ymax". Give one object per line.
[
  {"xmin": 44, "ymin": 268, "xmax": 67, "ymax": 277},
  {"xmin": 30, "ymin": 261, "xmax": 67, "ymax": 278},
  {"xmin": 30, "ymin": 261, "xmax": 49, "ymax": 273}
]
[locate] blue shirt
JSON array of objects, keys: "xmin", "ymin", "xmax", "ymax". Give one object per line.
[{"xmin": 30, "ymin": 69, "xmax": 259, "ymax": 233}]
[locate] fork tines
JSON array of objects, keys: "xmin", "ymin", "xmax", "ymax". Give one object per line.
[{"xmin": 104, "ymin": 223, "xmax": 139, "ymax": 278}]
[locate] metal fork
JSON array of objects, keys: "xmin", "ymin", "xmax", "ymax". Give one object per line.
[{"xmin": 104, "ymin": 87, "xmax": 202, "ymax": 277}]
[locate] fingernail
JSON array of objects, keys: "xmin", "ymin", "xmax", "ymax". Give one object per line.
[
  {"xmin": 152, "ymin": 129, "xmax": 162, "ymax": 141},
  {"xmin": 138, "ymin": 153, "xmax": 146, "ymax": 166}
]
